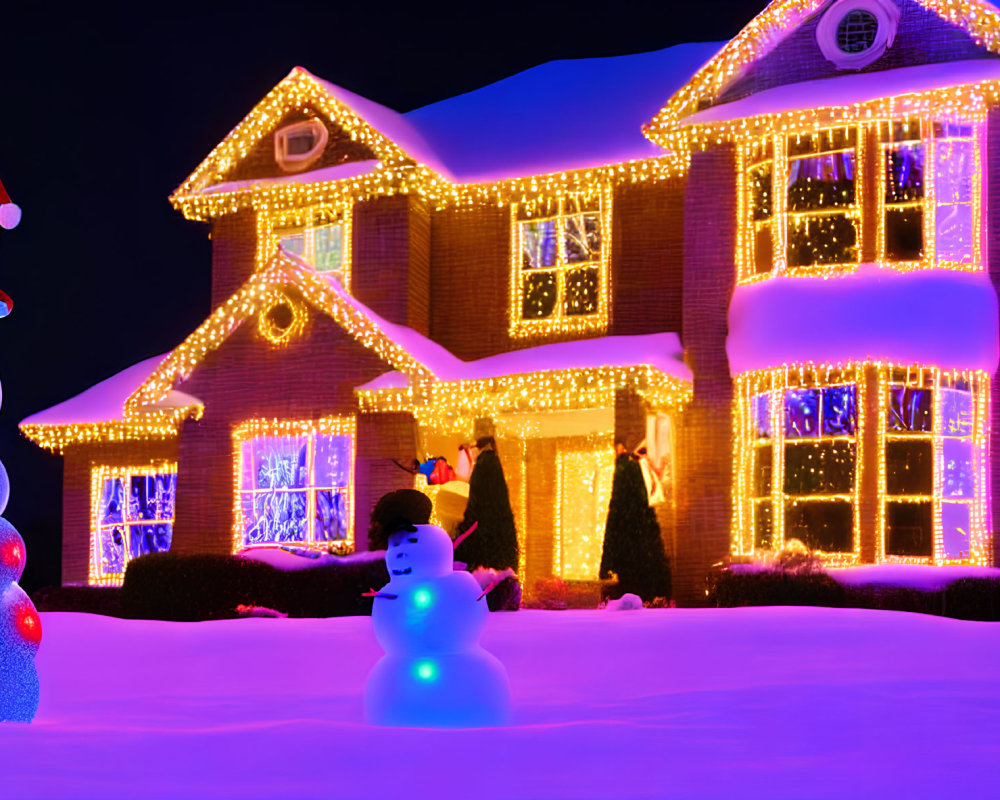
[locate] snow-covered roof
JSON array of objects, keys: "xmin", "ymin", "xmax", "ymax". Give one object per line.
[
  {"xmin": 681, "ymin": 58, "xmax": 1000, "ymax": 125},
  {"xmin": 20, "ymin": 354, "xmax": 202, "ymax": 427},
  {"xmin": 727, "ymin": 265, "xmax": 1000, "ymax": 375},
  {"xmin": 402, "ymin": 42, "xmax": 721, "ymax": 183}
]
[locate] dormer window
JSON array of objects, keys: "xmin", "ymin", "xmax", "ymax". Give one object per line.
[{"xmin": 274, "ymin": 119, "xmax": 329, "ymax": 172}]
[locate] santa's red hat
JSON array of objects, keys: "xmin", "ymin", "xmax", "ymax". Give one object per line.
[{"xmin": 0, "ymin": 178, "xmax": 21, "ymax": 230}]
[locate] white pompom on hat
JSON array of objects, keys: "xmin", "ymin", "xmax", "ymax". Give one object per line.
[{"xmin": 0, "ymin": 178, "xmax": 20, "ymax": 230}]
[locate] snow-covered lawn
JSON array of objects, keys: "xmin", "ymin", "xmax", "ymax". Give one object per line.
[{"xmin": 2, "ymin": 608, "xmax": 997, "ymax": 799}]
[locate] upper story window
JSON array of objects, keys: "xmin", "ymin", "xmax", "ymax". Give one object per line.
[
  {"xmin": 816, "ymin": 0, "xmax": 900, "ymax": 70},
  {"xmin": 268, "ymin": 205, "xmax": 352, "ymax": 290},
  {"xmin": 738, "ymin": 117, "xmax": 981, "ymax": 283},
  {"xmin": 510, "ymin": 190, "xmax": 611, "ymax": 338},
  {"xmin": 274, "ymin": 119, "xmax": 329, "ymax": 173}
]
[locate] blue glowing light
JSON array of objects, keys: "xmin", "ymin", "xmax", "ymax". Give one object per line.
[
  {"xmin": 413, "ymin": 588, "xmax": 433, "ymax": 609},
  {"xmin": 414, "ymin": 659, "xmax": 439, "ymax": 682}
]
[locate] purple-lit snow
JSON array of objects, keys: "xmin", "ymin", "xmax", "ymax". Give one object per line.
[{"xmin": 2, "ymin": 608, "xmax": 997, "ymax": 798}]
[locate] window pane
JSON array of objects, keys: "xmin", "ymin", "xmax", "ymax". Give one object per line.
[
  {"xmin": 822, "ymin": 385, "xmax": 857, "ymax": 436},
  {"xmin": 784, "ymin": 388, "xmax": 820, "ymax": 438},
  {"xmin": 887, "ymin": 387, "xmax": 932, "ymax": 432},
  {"xmin": 885, "ymin": 145, "xmax": 924, "ymax": 203},
  {"xmin": 885, "ymin": 208, "xmax": 923, "ymax": 261},
  {"xmin": 787, "ymin": 215, "xmax": 858, "ymax": 267},
  {"xmin": 129, "ymin": 523, "xmax": 173, "ymax": 558},
  {"xmin": 936, "ymin": 204, "xmax": 973, "ymax": 263},
  {"xmin": 940, "ymin": 388, "xmax": 973, "ymax": 437},
  {"xmin": 129, "ymin": 474, "xmax": 175, "ymax": 521},
  {"xmin": 100, "ymin": 477, "xmax": 125, "ymax": 525},
  {"xmin": 314, "ymin": 434, "xmax": 351, "ymax": 488},
  {"xmin": 752, "ymin": 393, "xmax": 771, "ymax": 439},
  {"xmin": 885, "ymin": 501, "xmax": 933, "ymax": 556},
  {"xmin": 784, "ymin": 441, "xmax": 855, "ymax": 495},
  {"xmin": 564, "ymin": 267, "xmax": 599, "ymax": 316},
  {"xmin": 564, "ymin": 213, "xmax": 601, "ymax": 264},
  {"xmin": 522, "ymin": 271, "xmax": 558, "ymax": 318},
  {"xmin": 935, "ymin": 140, "xmax": 973, "ymax": 203},
  {"xmin": 100, "ymin": 526, "xmax": 125, "ymax": 575},
  {"xmin": 754, "ymin": 501, "xmax": 773, "ymax": 550},
  {"xmin": 787, "ymin": 152, "xmax": 855, "ymax": 211},
  {"xmin": 943, "ymin": 438, "xmax": 974, "ymax": 499},
  {"xmin": 313, "ymin": 225, "xmax": 343, "ymax": 274},
  {"xmin": 942, "ymin": 503, "xmax": 971, "ymax": 560},
  {"xmin": 279, "ymin": 232, "xmax": 306, "ymax": 256},
  {"xmin": 749, "ymin": 163, "xmax": 772, "ymax": 220},
  {"xmin": 785, "ymin": 500, "xmax": 853, "ymax": 552},
  {"xmin": 753, "ymin": 443, "xmax": 772, "ymax": 497},
  {"xmin": 521, "ymin": 220, "xmax": 557, "ymax": 269},
  {"xmin": 885, "ymin": 439, "xmax": 933, "ymax": 495},
  {"xmin": 314, "ymin": 490, "xmax": 349, "ymax": 542},
  {"xmin": 243, "ymin": 489, "xmax": 308, "ymax": 544}
]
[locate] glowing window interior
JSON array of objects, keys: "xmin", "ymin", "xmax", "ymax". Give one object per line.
[
  {"xmin": 278, "ymin": 223, "xmax": 345, "ymax": 280},
  {"xmin": 93, "ymin": 465, "xmax": 177, "ymax": 585},
  {"xmin": 555, "ymin": 444, "xmax": 614, "ymax": 581},
  {"xmin": 235, "ymin": 420, "xmax": 354, "ymax": 550}
]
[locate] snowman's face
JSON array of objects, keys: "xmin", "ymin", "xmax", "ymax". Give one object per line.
[{"xmin": 386, "ymin": 523, "xmax": 453, "ymax": 580}]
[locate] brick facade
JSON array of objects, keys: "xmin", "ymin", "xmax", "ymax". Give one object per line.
[
  {"xmin": 210, "ymin": 210, "xmax": 257, "ymax": 310},
  {"xmin": 675, "ymin": 145, "xmax": 738, "ymax": 605},
  {"xmin": 987, "ymin": 108, "xmax": 1000, "ymax": 567},
  {"xmin": 171, "ymin": 307, "xmax": 413, "ymax": 557}
]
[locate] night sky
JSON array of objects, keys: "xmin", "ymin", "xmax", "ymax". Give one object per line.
[{"xmin": 0, "ymin": 1, "xmax": 758, "ymax": 591}]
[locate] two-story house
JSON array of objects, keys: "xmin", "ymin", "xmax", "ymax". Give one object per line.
[{"xmin": 22, "ymin": 0, "xmax": 1000, "ymax": 604}]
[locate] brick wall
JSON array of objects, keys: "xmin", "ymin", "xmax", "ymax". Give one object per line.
[
  {"xmin": 718, "ymin": 0, "xmax": 993, "ymax": 107},
  {"xmin": 675, "ymin": 145, "xmax": 738, "ymax": 605},
  {"xmin": 429, "ymin": 203, "xmax": 511, "ymax": 360},
  {"xmin": 171, "ymin": 308, "xmax": 415, "ymax": 556},
  {"xmin": 352, "ymin": 195, "xmax": 431, "ymax": 336},
  {"xmin": 610, "ymin": 178, "xmax": 685, "ymax": 337},
  {"xmin": 355, "ymin": 412, "xmax": 421, "ymax": 550},
  {"xmin": 211, "ymin": 210, "xmax": 257, "ymax": 309},
  {"xmin": 61, "ymin": 438, "xmax": 180, "ymax": 584}
]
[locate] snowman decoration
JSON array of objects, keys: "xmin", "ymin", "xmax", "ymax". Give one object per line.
[
  {"xmin": 0, "ymin": 506, "xmax": 41, "ymax": 722},
  {"xmin": 364, "ymin": 523, "xmax": 511, "ymax": 727}
]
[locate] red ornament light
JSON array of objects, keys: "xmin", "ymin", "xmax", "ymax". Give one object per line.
[
  {"xmin": 14, "ymin": 601, "xmax": 42, "ymax": 645},
  {"xmin": 0, "ymin": 541, "xmax": 21, "ymax": 570}
]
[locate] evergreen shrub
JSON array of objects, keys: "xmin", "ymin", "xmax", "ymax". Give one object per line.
[
  {"xmin": 599, "ymin": 453, "xmax": 670, "ymax": 602},
  {"xmin": 708, "ymin": 570, "xmax": 846, "ymax": 608},
  {"xmin": 943, "ymin": 577, "xmax": 1000, "ymax": 621}
]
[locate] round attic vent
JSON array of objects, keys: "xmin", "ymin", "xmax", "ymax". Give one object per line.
[
  {"xmin": 836, "ymin": 9, "xmax": 879, "ymax": 53},
  {"xmin": 816, "ymin": 0, "xmax": 899, "ymax": 70}
]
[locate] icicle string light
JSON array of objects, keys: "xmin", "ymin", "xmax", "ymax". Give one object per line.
[{"xmin": 19, "ymin": 406, "xmax": 202, "ymax": 454}]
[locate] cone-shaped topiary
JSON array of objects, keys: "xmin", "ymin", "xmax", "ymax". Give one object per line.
[
  {"xmin": 455, "ymin": 446, "xmax": 519, "ymax": 572},
  {"xmin": 600, "ymin": 453, "xmax": 670, "ymax": 602}
]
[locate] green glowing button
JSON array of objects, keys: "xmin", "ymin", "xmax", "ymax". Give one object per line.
[{"xmin": 414, "ymin": 659, "xmax": 439, "ymax": 682}]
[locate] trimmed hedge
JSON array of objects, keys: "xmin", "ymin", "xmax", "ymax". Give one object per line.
[
  {"xmin": 708, "ymin": 570, "xmax": 1000, "ymax": 621},
  {"xmin": 121, "ymin": 553, "xmax": 390, "ymax": 621},
  {"xmin": 119, "ymin": 552, "xmax": 523, "ymax": 620}
]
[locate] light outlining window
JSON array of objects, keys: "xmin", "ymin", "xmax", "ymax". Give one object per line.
[
  {"xmin": 733, "ymin": 363, "xmax": 991, "ymax": 566},
  {"xmin": 877, "ymin": 367, "xmax": 990, "ymax": 564},
  {"xmin": 89, "ymin": 462, "xmax": 177, "ymax": 586},
  {"xmin": 274, "ymin": 119, "xmax": 329, "ymax": 172},
  {"xmin": 260, "ymin": 203, "xmax": 353, "ymax": 289},
  {"xmin": 509, "ymin": 188, "xmax": 612, "ymax": 338},
  {"xmin": 232, "ymin": 417, "xmax": 356, "ymax": 554},
  {"xmin": 737, "ymin": 115, "xmax": 983, "ymax": 284},
  {"xmin": 734, "ymin": 365, "xmax": 863, "ymax": 563}
]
